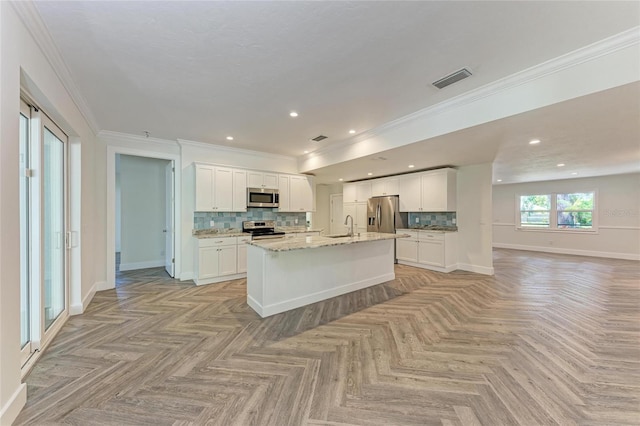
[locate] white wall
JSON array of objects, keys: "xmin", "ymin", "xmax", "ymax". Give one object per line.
[
  {"xmin": 456, "ymin": 164, "xmax": 494, "ymax": 275},
  {"xmin": 0, "ymin": 3, "xmax": 98, "ymax": 423},
  {"xmin": 119, "ymin": 155, "xmax": 169, "ymax": 270},
  {"xmin": 493, "ymin": 173, "xmax": 640, "ymax": 260}
]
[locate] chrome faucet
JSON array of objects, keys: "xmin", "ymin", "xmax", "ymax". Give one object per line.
[{"xmin": 344, "ymin": 215, "xmax": 354, "ymax": 237}]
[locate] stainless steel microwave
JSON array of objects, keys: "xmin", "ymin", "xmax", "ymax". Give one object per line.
[{"xmin": 247, "ymin": 188, "xmax": 279, "ymax": 208}]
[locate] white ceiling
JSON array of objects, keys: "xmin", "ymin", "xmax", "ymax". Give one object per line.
[{"xmin": 32, "ymin": 1, "xmax": 640, "ymax": 183}]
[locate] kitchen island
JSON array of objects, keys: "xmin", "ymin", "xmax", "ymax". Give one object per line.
[{"xmin": 246, "ymin": 232, "xmax": 408, "ymax": 317}]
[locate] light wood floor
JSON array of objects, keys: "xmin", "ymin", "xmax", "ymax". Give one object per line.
[{"xmin": 15, "ymin": 249, "xmax": 640, "ymax": 425}]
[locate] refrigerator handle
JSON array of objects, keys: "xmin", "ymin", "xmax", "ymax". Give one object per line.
[{"xmin": 377, "ymin": 204, "xmax": 381, "ymax": 232}]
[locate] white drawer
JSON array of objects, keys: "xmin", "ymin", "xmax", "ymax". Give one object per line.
[
  {"xmin": 418, "ymin": 232, "xmax": 445, "ymax": 241},
  {"xmin": 237, "ymin": 236, "xmax": 251, "ymax": 243},
  {"xmin": 198, "ymin": 236, "xmax": 237, "ymax": 248},
  {"xmin": 397, "ymin": 230, "xmax": 418, "ymax": 240}
]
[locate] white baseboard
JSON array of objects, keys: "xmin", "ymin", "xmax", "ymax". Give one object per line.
[
  {"xmin": 118, "ymin": 259, "xmax": 165, "ymax": 271},
  {"xmin": 397, "ymin": 260, "xmax": 458, "ymax": 273},
  {"xmin": 70, "ymin": 282, "xmax": 97, "ymax": 315},
  {"xmin": 493, "ymin": 243, "xmax": 640, "ymax": 261},
  {"xmin": 457, "ymin": 263, "xmax": 495, "ymax": 275},
  {"xmin": 194, "ymin": 273, "xmax": 246, "ymax": 286},
  {"xmin": 0, "ymin": 383, "xmax": 26, "ymax": 426},
  {"xmin": 96, "ymin": 281, "xmax": 111, "ymax": 292}
]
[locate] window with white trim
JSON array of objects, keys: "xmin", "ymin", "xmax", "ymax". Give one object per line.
[{"xmin": 518, "ymin": 191, "xmax": 596, "ymax": 231}]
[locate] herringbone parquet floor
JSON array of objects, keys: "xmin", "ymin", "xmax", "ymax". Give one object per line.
[{"xmin": 15, "ymin": 249, "xmax": 640, "ymax": 425}]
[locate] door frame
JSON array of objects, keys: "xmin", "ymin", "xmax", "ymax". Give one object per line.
[
  {"xmin": 106, "ymin": 146, "xmax": 181, "ymax": 290},
  {"xmin": 164, "ymin": 161, "xmax": 175, "ymax": 277}
]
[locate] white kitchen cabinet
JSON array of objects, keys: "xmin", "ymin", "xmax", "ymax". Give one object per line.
[
  {"xmin": 277, "ymin": 175, "xmax": 291, "ymax": 212},
  {"xmin": 194, "ymin": 236, "xmax": 246, "ymax": 285},
  {"xmin": 290, "ymin": 175, "xmax": 314, "ymax": 212},
  {"xmin": 237, "ymin": 236, "xmax": 250, "ymax": 273},
  {"xmin": 399, "ymin": 174, "xmax": 422, "ymax": 212},
  {"xmin": 343, "ymin": 183, "xmax": 357, "ymax": 203},
  {"xmin": 421, "ymin": 169, "xmax": 456, "ymax": 212},
  {"xmin": 342, "ymin": 181, "xmax": 372, "ymax": 203},
  {"xmin": 418, "ymin": 236, "xmax": 445, "ymax": 267},
  {"xmin": 195, "ymin": 164, "xmax": 233, "ymax": 212},
  {"xmin": 396, "ymin": 229, "xmax": 457, "ymax": 272},
  {"xmin": 248, "ymin": 171, "xmax": 278, "ymax": 189},
  {"xmin": 356, "ymin": 181, "xmax": 372, "ymax": 202},
  {"xmin": 371, "ymin": 177, "xmax": 399, "ymax": 197},
  {"xmin": 232, "ymin": 170, "xmax": 247, "ymax": 212},
  {"xmin": 396, "ymin": 230, "xmax": 418, "ymax": 262},
  {"xmin": 398, "ymin": 168, "xmax": 457, "ymax": 212}
]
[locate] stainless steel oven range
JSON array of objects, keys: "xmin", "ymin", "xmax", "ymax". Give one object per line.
[{"xmin": 242, "ymin": 220, "xmax": 285, "ymax": 240}]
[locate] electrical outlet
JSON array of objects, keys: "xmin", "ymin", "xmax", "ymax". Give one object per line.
[
  {"xmin": 452, "ymin": 218, "xmax": 456, "ymax": 224},
  {"xmin": 210, "ymin": 220, "xmax": 215, "ymax": 227},
  {"xmin": 294, "ymin": 218, "xmax": 299, "ymax": 225},
  {"xmin": 415, "ymin": 217, "xmax": 419, "ymax": 224}
]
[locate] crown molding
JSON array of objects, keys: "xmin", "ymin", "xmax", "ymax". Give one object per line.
[
  {"xmin": 10, "ymin": 1, "xmax": 101, "ymax": 135},
  {"xmin": 177, "ymin": 138, "xmax": 296, "ymax": 161},
  {"xmin": 311, "ymin": 26, "xmax": 640, "ymax": 159},
  {"xmin": 99, "ymin": 130, "xmax": 179, "ymax": 148}
]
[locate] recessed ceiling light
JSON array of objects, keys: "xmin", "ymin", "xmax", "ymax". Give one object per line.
[
  {"xmin": 349, "ymin": 129, "xmax": 356, "ymax": 134},
  {"xmin": 557, "ymin": 163, "xmax": 565, "ymax": 167},
  {"xmin": 408, "ymin": 165, "xmax": 415, "ymax": 168},
  {"xmin": 497, "ymin": 179, "xmax": 502, "ymax": 182},
  {"xmin": 289, "ymin": 111, "xmax": 298, "ymax": 117},
  {"xmin": 571, "ymin": 172, "xmax": 578, "ymax": 175},
  {"xmin": 367, "ymin": 172, "xmax": 373, "ymax": 176},
  {"xmin": 339, "ymin": 178, "xmax": 344, "ymax": 182},
  {"xmin": 529, "ymin": 139, "xmax": 541, "ymax": 145},
  {"xmin": 303, "ymin": 150, "xmax": 309, "ymax": 154},
  {"xmin": 226, "ymin": 136, "xmax": 234, "ymax": 141}
]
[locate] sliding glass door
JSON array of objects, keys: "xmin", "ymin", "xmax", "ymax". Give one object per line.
[
  {"xmin": 20, "ymin": 99, "xmax": 69, "ymax": 366},
  {"xmin": 19, "ymin": 100, "xmax": 31, "ymax": 363},
  {"xmin": 43, "ymin": 122, "xmax": 67, "ymax": 330}
]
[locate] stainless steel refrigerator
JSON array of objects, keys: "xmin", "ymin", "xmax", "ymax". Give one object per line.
[{"xmin": 367, "ymin": 195, "xmax": 407, "ymax": 262}]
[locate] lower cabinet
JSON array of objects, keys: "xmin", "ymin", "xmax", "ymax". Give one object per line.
[
  {"xmin": 396, "ymin": 229, "xmax": 457, "ymax": 272},
  {"xmin": 194, "ymin": 236, "xmax": 249, "ymax": 285}
]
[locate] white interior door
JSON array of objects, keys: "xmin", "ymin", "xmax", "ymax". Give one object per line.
[
  {"xmin": 330, "ymin": 194, "xmax": 343, "ymax": 234},
  {"xmin": 164, "ymin": 161, "xmax": 175, "ymax": 277}
]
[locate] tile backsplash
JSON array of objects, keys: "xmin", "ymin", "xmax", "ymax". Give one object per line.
[
  {"xmin": 194, "ymin": 209, "xmax": 307, "ymax": 230},
  {"xmin": 407, "ymin": 212, "xmax": 456, "ymax": 227}
]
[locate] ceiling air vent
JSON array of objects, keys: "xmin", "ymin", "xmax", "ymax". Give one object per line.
[
  {"xmin": 432, "ymin": 68, "xmax": 472, "ymax": 89},
  {"xmin": 311, "ymin": 135, "xmax": 328, "ymax": 142}
]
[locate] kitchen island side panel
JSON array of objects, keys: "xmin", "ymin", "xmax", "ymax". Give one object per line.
[{"xmin": 246, "ymin": 239, "xmax": 395, "ymax": 317}]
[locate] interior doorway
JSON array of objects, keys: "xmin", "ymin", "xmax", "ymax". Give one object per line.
[
  {"xmin": 330, "ymin": 194, "xmax": 344, "ymax": 235},
  {"xmin": 115, "ymin": 154, "xmax": 174, "ymax": 279}
]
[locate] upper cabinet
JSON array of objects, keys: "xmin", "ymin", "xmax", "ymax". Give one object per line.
[
  {"xmin": 277, "ymin": 174, "xmax": 291, "ymax": 212},
  {"xmin": 247, "ymin": 171, "xmax": 278, "ymax": 189},
  {"xmin": 195, "ymin": 163, "xmax": 314, "ymax": 213},
  {"xmin": 399, "ymin": 168, "xmax": 457, "ymax": 212},
  {"xmin": 232, "ymin": 169, "xmax": 247, "ymax": 212},
  {"xmin": 289, "ymin": 175, "xmax": 315, "ymax": 212},
  {"xmin": 343, "ymin": 181, "xmax": 372, "ymax": 203},
  {"xmin": 195, "ymin": 164, "xmax": 234, "ymax": 212},
  {"xmin": 371, "ymin": 177, "xmax": 399, "ymax": 197}
]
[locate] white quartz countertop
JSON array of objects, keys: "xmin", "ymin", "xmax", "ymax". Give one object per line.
[
  {"xmin": 248, "ymin": 232, "xmax": 409, "ymax": 252},
  {"xmin": 192, "ymin": 229, "xmax": 249, "ymax": 239},
  {"xmin": 397, "ymin": 227, "xmax": 458, "ymax": 233},
  {"xmin": 275, "ymin": 227, "xmax": 323, "ymax": 233}
]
